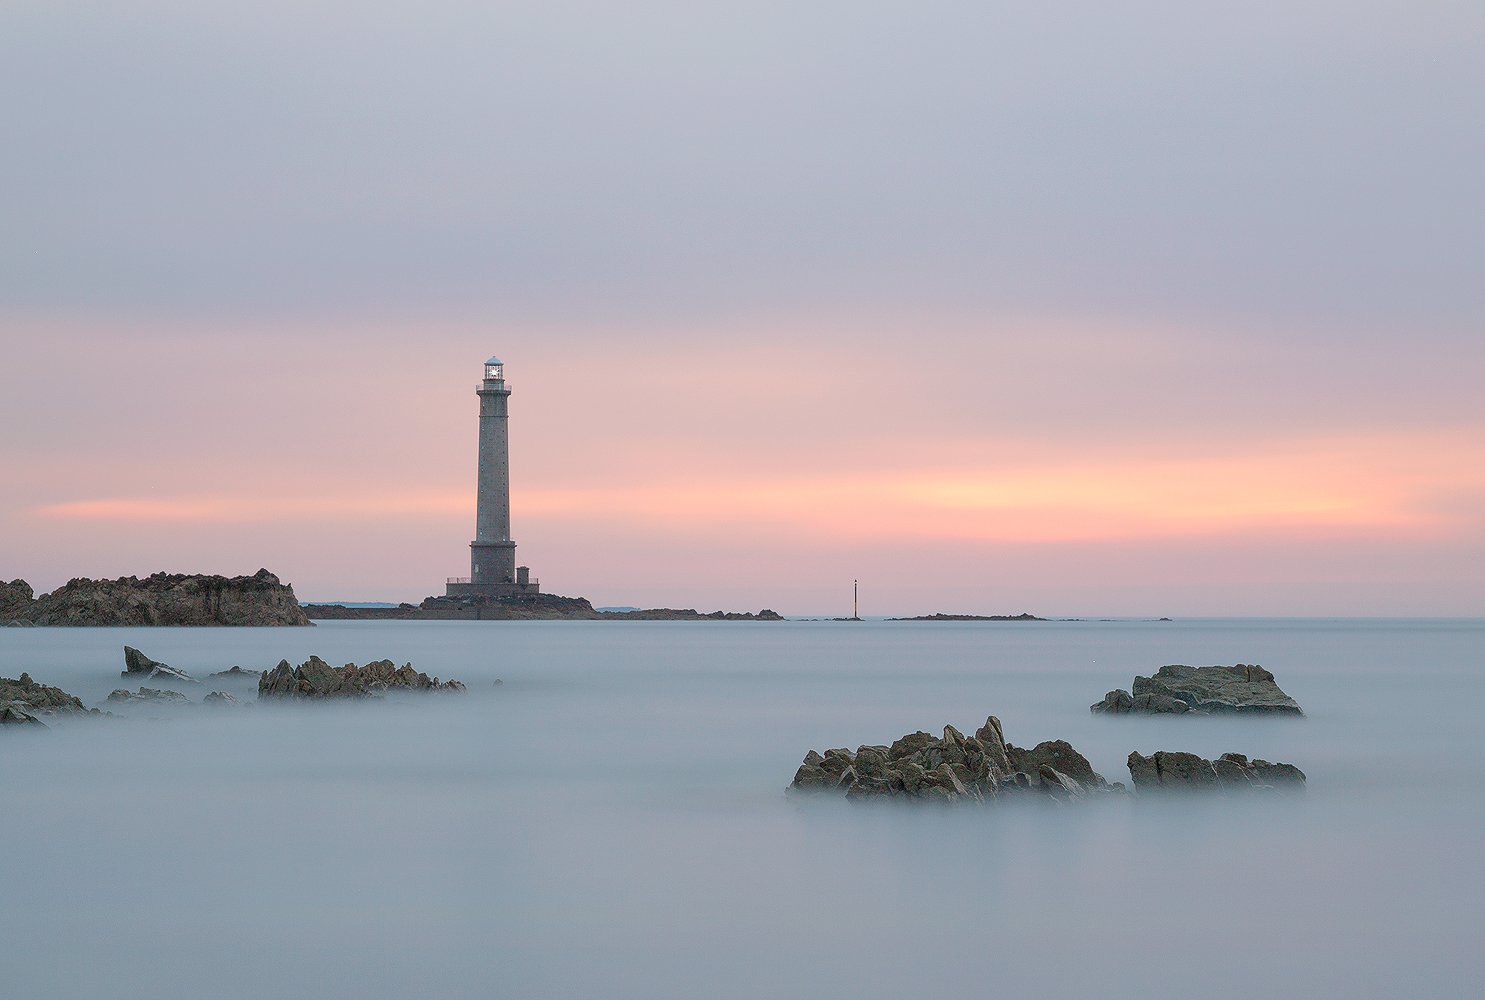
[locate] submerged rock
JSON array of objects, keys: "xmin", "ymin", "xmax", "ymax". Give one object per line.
[
  {"xmin": 1127, "ymin": 750, "xmax": 1306, "ymax": 791},
  {"xmin": 789, "ymin": 717, "xmax": 1114, "ymax": 805},
  {"xmin": 209, "ymin": 666, "xmax": 263, "ymax": 679},
  {"xmin": 257, "ymin": 656, "xmax": 466, "ymax": 700},
  {"xmin": 1091, "ymin": 664, "xmax": 1303, "ymax": 715},
  {"xmin": 107, "ymin": 687, "xmax": 192, "ymax": 705},
  {"xmin": 1, "ymin": 704, "xmax": 47, "ymax": 727}
]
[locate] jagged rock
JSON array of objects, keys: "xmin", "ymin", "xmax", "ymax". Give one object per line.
[
  {"xmin": 1092, "ymin": 664, "xmax": 1303, "ymax": 715},
  {"xmin": 790, "ymin": 716, "xmax": 1113, "ymax": 805},
  {"xmin": 0, "ymin": 579, "xmax": 35, "ymax": 620},
  {"xmin": 1006, "ymin": 739, "xmax": 1108, "ymax": 790},
  {"xmin": 1092, "ymin": 688, "xmax": 1134, "ymax": 713},
  {"xmin": 1127, "ymin": 750, "xmax": 1306, "ymax": 791},
  {"xmin": 203, "ymin": 691, "xmax": 242, "ymax": 706},
  {"xmin": 26, "ymin": 569, "xmax": 310, "ymax": 626},
  {"xmin": 120, "ymin": 646, "xmax": 197, "ymax": 683},
  {"xmin": 257, "ymin": 656, "xmax": 466, "ymax": 700},
  {"xmin": 107, "ymin": 687, "xmax": 191, "ymax": 705},
  {"xmin": 1, "ymin": 672, "xmax": 89, "ymax": 717},
  {"xmin": 1037, "ymin": 765, "xmax": 1086, "ymax": 800}
]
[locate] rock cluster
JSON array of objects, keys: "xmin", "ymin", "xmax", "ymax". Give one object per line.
[
  {"xmin": 2, "ymin": 672, "xmax": 97, "ymax": 727},
  {"xmin": 2, "ymin": 672, "xmax": 88, "ymax": 715},
  {"xmin": 1127, "ymin": 751, "xmax": 1306, "ymax": 791},
  {"xmin": 258, "ymin": 656, "xmax": 466, "ymax": 699},
  {"xmin": 20, "ymin": 569, "xmax": 311, "ymax": 627},
  {"xmin": 790, "ymin": 716, "xmax": 1114, "ymax": 804},
  {"xmin": 1092, "ymin": 664, "xmax": 1303, "ymax": 715}
]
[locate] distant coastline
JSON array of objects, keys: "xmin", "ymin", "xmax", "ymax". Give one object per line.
[{"xmin": 889, "ymin": 612, "xmax": 1045, "ymax": 622}]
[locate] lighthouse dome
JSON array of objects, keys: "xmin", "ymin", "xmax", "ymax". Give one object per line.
[{"xmin": 485, "ymin": 355, "xmax": 503, "ymax": 366}]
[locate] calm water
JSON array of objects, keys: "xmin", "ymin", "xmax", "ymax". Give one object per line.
[{"xmin": 3, "ymin": 618, "xmax": 1482, "ymax": 999}]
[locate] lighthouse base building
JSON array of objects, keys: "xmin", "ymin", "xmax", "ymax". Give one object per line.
[{"xmin": 446, "ymin": 356, "xmax": 541, "ymax": 599}]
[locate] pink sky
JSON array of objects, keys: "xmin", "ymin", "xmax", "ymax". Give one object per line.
[
  {"xmin": 3, "ymin": 311, "xmax": 1481, "ymax": 615},
  {"xmin": 2, "ymin": 4, "xmax": 1481, "ymax": 615}
]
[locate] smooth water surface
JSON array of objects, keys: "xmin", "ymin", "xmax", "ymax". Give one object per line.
[{"xmin": 3, "ymin": 619, "xmax": 1482, "ymax": 998}]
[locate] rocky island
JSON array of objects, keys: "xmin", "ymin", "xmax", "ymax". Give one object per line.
[
  {"xmin": 1091, "ymin": 663, "xmax": 1304, "ymax": 715},
  {"xmin": 2, "ymin": 570, "xmax": 310, "ymax": 627},
  {"xmin": 304, "ymin": 591, "xmax": 783, "ymax": 621}
]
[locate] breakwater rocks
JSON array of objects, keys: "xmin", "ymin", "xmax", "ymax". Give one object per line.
[
  {"xmin": 6, "ymin": 570, "xmax": 310, "ymax": 626},
  {"xmin": 258, "ymin": 656, "xmax": 466, "ymax": 699},
  {"xmin": 1091, "ymin": 664, "xmax": 1303, "ymax": 715},
  {"xmin": 1127, "ymin": 751, "xmax": 1305, "ymax": 791},
  {"xmin": 789, "ymin": 717, "xmax": 1117, "ymax": 804}
]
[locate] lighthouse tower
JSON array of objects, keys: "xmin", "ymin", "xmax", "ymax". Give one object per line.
[{"xmin": 446, "ymin": 356, "xmax": 538, "ymax": 597}]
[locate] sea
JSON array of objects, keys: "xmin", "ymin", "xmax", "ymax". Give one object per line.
[{"xmin": 3, "ymin": 617, "xmax": 1482, "ymax": 999}]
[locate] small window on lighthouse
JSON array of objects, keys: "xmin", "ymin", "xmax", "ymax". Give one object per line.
[{"xmin": 484, "ymin": 362, "xmax": 503, "ymax": 381}]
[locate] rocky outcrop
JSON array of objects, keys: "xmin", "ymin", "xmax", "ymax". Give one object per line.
[
  {"xmin": 1127, "ymin": 751, "xmax": 1306, "ymax": 791},
  {"xmin": 1, "ymin": 579, "xmax": 35, "ymax": 621},
  {"xmin": 121, "ymin": 646, "xmax": 198, "ymax": 683},
  {"xmin": 203, "ymin": 691, "xmax": 243, "ymax": 706},
  {"xmin": 23, "ymin": 569, "xmax": 310, "ymax": 626},
  {"xmin": 1, "ymin": 672, "xmax": 89, "ymax": 717},
  {"xmin": 1092, "ymin": 664, "xmax": 1303, "ymax": 715},
  {"xmin": 257, "ymin": 656, "xmax": 466, "ymax": 700},
  {"xmin": 789, "ymin": 716, "xmax": 1114, "ymax": 804}
]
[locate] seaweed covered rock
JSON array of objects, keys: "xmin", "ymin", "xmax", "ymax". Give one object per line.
[
  {"xmin": 789, "ymin": 716, "xmax": 1112, "ymax": 804},
  {"xmin": 1092, "ymin": 664, "xmax": 1303, "ymax": 715},
  {"xmin": 1126, "ymin": 750, "xmax": 1306, "ymax": 791},
  {"xmin": 258, "ymin": 656, "xmax": 466, "ymax": 700}
]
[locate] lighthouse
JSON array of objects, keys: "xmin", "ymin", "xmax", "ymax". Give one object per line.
[{"xmin": 446, "ymin": 356, "xmax": 539, "ymax": 597}]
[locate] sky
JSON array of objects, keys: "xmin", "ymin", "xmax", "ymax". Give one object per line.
[{"xmin": 2, "ymin": 1, "xmax": 1482, "ymax": 615}]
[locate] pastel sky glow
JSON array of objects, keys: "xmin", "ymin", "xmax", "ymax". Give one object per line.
[{"xmin": 2, "ymin": 2, "xmax": 1482, "ymax": 614}]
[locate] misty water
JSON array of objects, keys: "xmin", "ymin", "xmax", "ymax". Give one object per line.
[{"xmin": 4, "ymin": 618, "xmax": 1482, "ymax": 998}]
